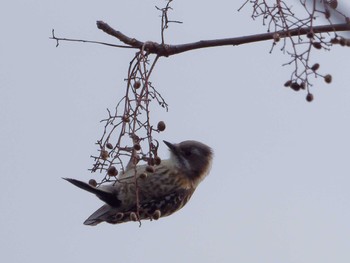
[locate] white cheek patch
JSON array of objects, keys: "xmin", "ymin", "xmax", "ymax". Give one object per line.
[
  {"xmin": 192, "ymin": 148, "xmax": 200, "ymax": 156},
  {"xmin": 170, "ymin": 153, "xmax": 191, "ymax": 171},
  {"xmin": 181, "ymin": 158, "xmax": 192, "ymax": 171}
]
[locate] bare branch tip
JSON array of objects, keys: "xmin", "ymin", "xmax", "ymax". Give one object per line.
[
  {"xmin": 51, "ymin": 29, "xmax": 59, "ymax": 47},
  {"xmin": 96, "ymin": 20, "xmax": 106, "ymax": 29}
]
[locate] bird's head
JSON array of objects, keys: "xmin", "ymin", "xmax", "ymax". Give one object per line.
[{"xmin": 163, "ymin": 140, "xmax": 213, "ymax": 186}]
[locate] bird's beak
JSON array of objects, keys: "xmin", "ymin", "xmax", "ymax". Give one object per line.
[{"xmin": 163, "ymin": 140, "xmax": 177, "ymax": 153}]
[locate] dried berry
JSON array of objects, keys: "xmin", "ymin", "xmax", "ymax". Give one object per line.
[
  {"xmin": 346, "ymin": 39, "xmax": 350, "ymax": 47},
  {"xmin": 157, "ymin": 121, "xmax": 166, "ymax": 132},
  {"xmin": 306, "ymin": 32, "xmax": 314, "ymax": 39},
  {"xmin": 324, "ymin": 74, "xmax": 332, "ymax": 83},
  {"xmin": 328, "ymin": 0, "xmax": 338, "ymax": 9},
  {"xmin": 88, "ymin": 179, "xmax": 97, "ymax": 187},
  {"xmin": 284, "ymin": 80, "xmax": 292, "ymax": 87},
  {"xmin": 273, "ymin": 33, "xmax": 280, "ymax": 42},
  {"xmin": 133, "ymin": 144, "xmax": 141, "ymax": 151},
  {"xmin": 100, "ymin": 150, "xmax": 109, "ymax": 160},
  {"xmin": 115, "ymin": 213, "xmax": 124, "ymax": 220},
  {"xmin": 152, "ymin": 210, "xmax": 161, "ymax": 220},
  {"xmin": 148, "ymin": 158, "xmax": 155, "ymax": 166},
  {"xmin": 134, "ymin": 81, "xmax": 141, "ymax": 89},
  {"xmin": 313, "ymin": 42, "xmax": 322, "ymax": 49},
  {"xmin": 106, "ymin": 143, "xmax": 113, "ymax": 149},
  {"xmin": 107, "ymin": 166, "xmax": 118, "ymax": 177},
  {"xmin": 306, "ymin": 93, "xmax": 314, "ymax": 102},
  {"xmin": 330, "ymin": 38, "xmax": 339, "ymax": 44},
  {"xmin": 311, "ymin": 63, "xmax": 320, "ymax": 71},
  {"xmin": 130, "ymin": 212, "xmax": 138, "ymax": 221},
  {"xmin": 290, "ymin": 82, "xmax": 301, "ymax": 91},
  {"xmin": 154, "ymin": 156, "xmax": 161, "ymax": 165},
  {"xmin": 122, "ymin": 115, "xmax": 130, "ymax": 123},
  {"xmin": 339, "ymin": 37, "xmax": 346, "ymax": 46}
]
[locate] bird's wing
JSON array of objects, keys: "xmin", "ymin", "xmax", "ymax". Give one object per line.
[
  {"xmin": 83, "ymin": 204, "xmax": 118, "ymax": 226},
  {"xmin": 117, "ymin": 163, "xmax": 147, "ymax": 180}
]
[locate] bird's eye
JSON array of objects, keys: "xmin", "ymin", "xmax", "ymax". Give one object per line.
[{"xmin": 183, "ymin": 149, "xmax": 192, "ymax": 157}]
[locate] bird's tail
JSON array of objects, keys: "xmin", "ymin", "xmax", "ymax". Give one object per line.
[{"xmin": 63, "ymin": 178, "xmax": 121, "ymax": 207}]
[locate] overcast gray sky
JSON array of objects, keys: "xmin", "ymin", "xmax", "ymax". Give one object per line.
[{"xmin": 2, "ymin": 1, "xmax": 350, "ymax": 263}]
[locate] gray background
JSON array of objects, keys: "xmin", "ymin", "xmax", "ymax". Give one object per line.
[{"xmin": 2, "ymin": 1, "xmax": 350, "ymax": 262}]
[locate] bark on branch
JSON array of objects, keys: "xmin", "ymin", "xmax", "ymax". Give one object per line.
[{"xmin": 97, "ymin": 20, "xmax": 350, "ymax": 57}]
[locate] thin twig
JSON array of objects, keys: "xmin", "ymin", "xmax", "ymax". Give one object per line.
[{"xmin": 50, "ymin": 29, "xmax": 135, "ymax": 49}]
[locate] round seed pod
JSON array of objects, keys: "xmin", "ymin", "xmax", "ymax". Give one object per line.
[
  {"xmin": 273, "ymin": 33, "xmax": 280, "ymax": 42},
  {"xmin": 100, "ymin": 150, "xmax": 109, "ymax": 160},
  {"xmin": 339, "ymin": 38, "xmax": 346, "ymax": 46},
  {"xmin": 134, "ymin": 81, "xmax": 141, "ymax": 89},
  {"xmin": 324, "ymin": 74, "xmax": 332, "ymax": 83},
  {"xmin": 284, "ymin": 80, "xmax": 292, "ymax": 87},
  {"xmin": 313, "ymin": 42, "xmax": 322, "ymax": 49},
  {"xmin": 115, "ymin": 212, "xmax": 124, "ymax": 220},
  {"xmin": 122, "ymin": 115, "xmax": 130, "ymax": 123},
  {"xmin": 107, "ymin": 166, "xmax": 118, "ymax": 177},
  {"xmin": 330, "ymin": 38, "xmax": 339, "ymax": 44},
  {"xmin": 306, "ymin": 32, "xmax": 314, "ymax": 39},
  {"xmin": 311, "ymin": 63, "xmax": 320, "ymax": 71},
  {"xmin": 130, "ymin": 212, "xmax": 138, "ymax": 222},
  {"xmin": 290, "ymin": 82, "xmax": 300, "ymax": 91},
  {"xmin": 328, "ymin": 0, "xmax": 338, "ymax": 9},
  {"xmin": 157, "ymin": 121, "xmax": 166, "ymax": 132},
  {"xmin": 154, "ymin": 156, "xmax": 161, "ymax": 165},
  {"xmin": 133, "ymin": 144, "xmax": 141, "ymax": 151},
  {"xmin": 306, "ymin": 93, "xmax": 314, "ymax": 102},
  {"xmin": 152, "ymin": 210, "xmax": 161, "ymax": 220},
  {"xmin": 88, "ymin": 179, "xmax": 97, "ymax": 187},
  {"xmin": 106, "ymin": 143, "xmax": 113, "ymax": 149}
]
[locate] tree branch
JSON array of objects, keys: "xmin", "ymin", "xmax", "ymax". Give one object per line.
[
  {"xmin": 97, "ymin": 21, "xmax": 145, "ymax": 48},
  {"xmin": 96, "ymin": 20, "xmax": 350, "ymax": 56}
]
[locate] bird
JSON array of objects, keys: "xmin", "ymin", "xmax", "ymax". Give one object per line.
[{"xmin": 63, "ymin": 140, "xmax": 213, "ymax": 226}]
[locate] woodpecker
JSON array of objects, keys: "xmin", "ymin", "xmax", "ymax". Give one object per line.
[{"xmin": 64, "ymin": 140, "xmax": 213, "ymax": 226}]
